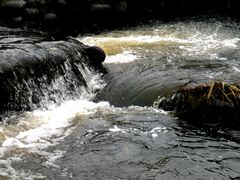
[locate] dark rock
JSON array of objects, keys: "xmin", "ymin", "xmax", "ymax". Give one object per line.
[
  {"xmin": 91, "ymin": 4, "xmax": 112, "ymax": 13},
  {"xmin": 157, "ymin": 94, "xmax": 181, "ymax": 112},
  {"xmin": 1, "ymin": 0, "xmax": 26, "ymax": 9},
  {"xmin": 27, "ymin": 0, "xmax": 47, "ymax": 7},
  {"xmin": 84, "ymin": 46, "xmax": 106, "ymax": 67},
  {"xmin": 158, "ymin": 81, "xmax": 240, "ymax": 128},
  {"xmin": 12, "ymin": 16, "xmax": 23, "ymax": 24},
  {"xmin": 57, "ymin": 0, "xmax": 67, "ymax": 6},
  {"xmin": 25, "ymin": 8, "xmax": 40, "ymax": 16},
  {"xmin": 115, "ymin": 0, "xmax": 128, "ymax": 13},
  {"xmin": 44, "ymin": 13, "xmax": 58, "ymax": 22},
  {"xmin": 0, "ymin": 27, "xmax": 105, "ymax": 112}
]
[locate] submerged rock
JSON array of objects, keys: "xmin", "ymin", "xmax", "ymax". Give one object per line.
[{"xmin": 158, "ymin": 81, "xmax": 240, "ymax": 127}]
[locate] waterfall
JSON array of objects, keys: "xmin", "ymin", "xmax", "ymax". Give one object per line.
[{"xmin": 0, "ymin": 33, "xmax": 106, "ymax": 114}]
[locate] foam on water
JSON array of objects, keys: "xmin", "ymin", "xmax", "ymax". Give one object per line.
[
  {"xmin": 105, "ymin": 51, "xmax": 139, "ymax": 64},
  {"xmin": 0, "ymin": 93, "xmax": 165, "ymax": 178},
  {"xmin": 80, "ymin": 24, "xmax": 240, "ymax": 64},
  {"xmin": 0, "ymin": 61, "xmax": 108, "ymax": 178},
  {"xmin": 232, "ymin": 66, "xmax": 240, "ymax": 72},
  {"xmin": 2, "ymin": 100, "xmax": 110, "ymax": 149},
  {"xmin": 109, "ymin": 125, "xmax": 126, "ymax": 133},
  {"xmin": 81, "ymin": 35, "xmax": 190, "ymax": 45},
  {"xmin": 108, "ymin": 118, "xmax": 169, "ymax": 141},
  {"xmin": 0, "ymin": 100, "xmax": 111, "ymax": 178},
  {"xmin": 2, "ymin": 20, "xmax": 240, "ymax": 179},
  {"xmin": 149, "ymin": 126, "xmax": 168, "ymax": 139},
  {"xmin": 180, "ymin": 34, "xmax": 240, "ymax": 57}
]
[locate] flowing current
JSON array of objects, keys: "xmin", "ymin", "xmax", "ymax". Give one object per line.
[{"xmin": 1, "ymin": 17, "xmax": 240, "ymax": 179}]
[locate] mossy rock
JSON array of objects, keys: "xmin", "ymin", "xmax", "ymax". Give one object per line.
[{"xmin": 159, "ymin": 81, "xmax": 240, "ymax": 127}]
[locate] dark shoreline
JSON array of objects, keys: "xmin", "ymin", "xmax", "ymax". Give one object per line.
[{"xmin": 1, "ymin": 0, "xmax": 240, "ymax": 37}]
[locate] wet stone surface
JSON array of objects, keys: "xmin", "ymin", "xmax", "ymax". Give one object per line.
[{"xmin": 0, "ymin": 26, "xmax": 105, "ymax": 112}]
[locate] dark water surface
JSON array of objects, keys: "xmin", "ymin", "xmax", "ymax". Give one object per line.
[{"xmin": 1, "ymin": 17, "xmax": 240, "ymax": 179}]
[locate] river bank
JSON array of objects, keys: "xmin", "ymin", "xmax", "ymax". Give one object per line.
[{"xmin": 1, "ymin": 0, "xmax": 240, "ymax": 36}]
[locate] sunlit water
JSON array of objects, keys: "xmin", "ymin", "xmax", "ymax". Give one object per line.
[{"xmin": 1, "ymin": 17, "xmax": 240, "ymax": 179}]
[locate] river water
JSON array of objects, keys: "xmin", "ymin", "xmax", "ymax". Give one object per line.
[{"xmin": 1, "ymin": 17, "xmax": 240, "ymax": 179}]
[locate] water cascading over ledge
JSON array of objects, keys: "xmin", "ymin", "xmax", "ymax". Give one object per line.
[{"xmin": 0, "ymin": 27, "xmax": 106, "ymax": 113}]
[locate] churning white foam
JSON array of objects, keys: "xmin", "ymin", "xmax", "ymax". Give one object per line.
[
  {"xmin": 105, "ymin": 51, "xmax": 139, "ymax": 64},
  {"xmin": 0, "ymin": 61, "xmax": 108, "ymax": 178},
  {"xmin": 149, "ymin": 126, "xmax": 168, "ymax": 139},
  {"xmin": 2, "ymin": 100, "xmax": 110, "ymax": 149},
  {"xmin": 109, "ymin": 125, "xmax": 127, "ymax": 133},
  {"xmin": 180, "ymin": 34, "xmax": 240, "ymax": 57},
  {"xmin": 232, "ymin": 66, "xmax": 240, "ymax": 72},
  {"xmin": 0, "ymin": 100, "xmax": 111, "ymax": 179},
  {"xmin": 80, "ymin": 35, "xmax": 190, "ymax": 45},
  {"xmin": 80, "ymin": 29, "xmax": 240, "ymax": 63}
]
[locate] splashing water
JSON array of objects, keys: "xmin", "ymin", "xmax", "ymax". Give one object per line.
[
  {"xmin": 2, "ymin": 17, "xmax": 240, "ymax": 179},
  {"xmin": 0, "ymin": 59, "xmax": 107, "ymax": 178}
]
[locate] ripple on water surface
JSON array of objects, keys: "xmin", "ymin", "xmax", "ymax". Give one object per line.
[
  {"xmin": 1, "ymin": 17, "xmax": 240, "ymax": 179},
  {"xmin": 81, "ymin": 19, "xmax": 240, "ymax": 107}
]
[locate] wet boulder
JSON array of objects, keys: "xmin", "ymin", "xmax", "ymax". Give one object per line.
[
  {"xmin": 158, "ymin": 81, "xmax": 240, "ymax": 127},
  {"xmin": 0, "ymin": 27, "xmax": 105, "ymax": 112},
  {"xmin": 1, "ymin": 0, "xmax": 26, "ymax": 10},
  {"xmin": 84, "ymin": 46, "xmax": 106, "ymax": 68}
]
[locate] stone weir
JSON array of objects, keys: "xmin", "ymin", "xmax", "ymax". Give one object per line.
[{"xmin": 0, "ymin": 26, "xmax": 105, "ymax": 113}]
